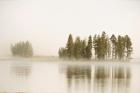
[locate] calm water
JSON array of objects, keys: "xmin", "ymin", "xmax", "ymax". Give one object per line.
[{"xmin": 0, "ymin": 60, "xmax": 140, "ymax": 93}]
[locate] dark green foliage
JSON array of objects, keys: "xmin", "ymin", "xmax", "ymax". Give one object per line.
[
  {"xmin": 58, "ymin": 48, "xmax": 67, "ymax": 58},
  {"xmin": 93, "ymin": 32, "xmax": 109, "ymax": 60},
  {"xmin": 124, "ymin": 35, "xmax": 133, "ymax": 59},
  {"xmin": 93, "ymin": 34, "xmax": 98, "ymax": 59},
  {"xmin": 110, "ymin": 34, "xmax": 117, "ymax": 59},
  {"xmin": 116, "ymin": 35, "xmax": 125, "ymax": 60},
  {"xmin": 11, "ymin": 41, "xmax": 33, "ymax": 57},
  {"xmin": 99, "ymin": 32, "xmax": 108, "ymax": 60},
  {"xmin": 58, "ymin": 32, "xmax": 133, "ymax": 61},
  {"xmin": 106, "ymin": 36, "xmax": 111, "ymax": 59},
  {"xmin": 86, "ymin": 35, "xmax": 92, "ymax": 59},
  {"xmin": 66, "ymin": 34, "xmax": 74, "ymax": 58},
  {"xmin": 73, "ymin": 37, "xmax": 82, "ymax": 59},
  {"xmin": 81, "ymin": 40, "xmax": 87, "ymax": 58}
]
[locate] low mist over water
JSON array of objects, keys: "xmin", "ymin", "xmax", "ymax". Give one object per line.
[
  {"xmin": 0, "ymin": 60, "xmax": 140, "ymax": 93},
  {"xmin": 0, "ymin": 0, "xmax": 140, "ymax": 92}
]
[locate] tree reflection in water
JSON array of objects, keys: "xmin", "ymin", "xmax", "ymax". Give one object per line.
[
  {"xmin": 65, "ymin": 65, "xmax": 131, "ymax": 93},
  {"xmin": 94, "ymin": 66, "xmax": 110, "ymax": 93},
  {"xmin": 112, "ymin": 67, "xmax": 131, "ymax": 93},
  {"xmin": 66, "ymin": 65, "xmax": 91, "ymax": 93},
  {"xmin": 11, "ymin": 63, "xmax": 31, "ymax": 78}
]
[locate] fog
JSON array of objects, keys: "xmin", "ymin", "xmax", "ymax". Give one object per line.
[{"xmin": 0, "ymin": 0, "xmax": 140, "ymax": 58}]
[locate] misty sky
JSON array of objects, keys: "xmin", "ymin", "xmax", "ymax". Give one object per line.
[{"xmin": 0, "ymin": 0, "xmax": 140, "ymax": 58}]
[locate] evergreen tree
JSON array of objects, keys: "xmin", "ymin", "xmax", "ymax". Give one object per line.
[
  {"xmin": 73, "ymin": 37, "xmax": 82, "ymax": 59},
  {"xmin": 110, "ymin": 34, "xmax": 117, "ymax": 59},
  {"xmin": 100, "ymin": 31, "xmax": 108, "ymax": 60},
  {"xmin": 58, "ymin": 47, "xmax": 67, "ymax": 58},
  {"xmin": 93, "ymin": 35, "xmax": 98, "ymax": 59},
  {"xmin": 11, "ymin": 41, "xmax": 33, "ymax": 57},
  {"xmin": 106, "ymin": 36, "xmax": 111, "ymax": 59},
  {"xmin": 25, "ymin": 41, "xmax": 33, "ymax": 57},
  {"xmin": 86, "ymin": 35, "xmax": 92, "ymax": 59},
  {"xmin": 116, "ymin": 35, "xmax": 125, "ymax": 60},
  {"xmin": 94, "ymin": 32, "xmax": 108, "ymax": 60},
  {"xmin": 81, "ymin": 40, "xmax": 87, "ymax": 58},
  {"xmin": 96, "ymin": 35, "xmax": 101, "ymax": 59},
  {"xmin": 124, "ymin": 35, "xmax": 133, "ymax": 59},
  {"xmin": 66, "ymin": 34, "xmax": 74, "ymax": 58}
]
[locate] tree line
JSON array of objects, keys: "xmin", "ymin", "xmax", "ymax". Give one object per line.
[
  {"xmin": 11, "ymin": 41, "xmax": 33, "ymax": 57},
  {"xmin": 58, "ymin": 32, "xmax": 133, "ymax": 60}
]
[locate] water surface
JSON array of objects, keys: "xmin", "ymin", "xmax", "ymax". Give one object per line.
[{"xmin": 0, "ymin": 60, "xmax": 140, "ymax": 93}]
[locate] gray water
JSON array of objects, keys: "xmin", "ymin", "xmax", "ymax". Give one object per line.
[{"xmin": 0, "ymin": 60, "xmax": 140, "ymax": 93}]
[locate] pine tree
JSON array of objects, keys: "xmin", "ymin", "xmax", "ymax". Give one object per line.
[
  {"xmin": 73, "ymin": 37, "xmax": 82, "ymax": 59},
  {"xmin": 93, "ymin": 35, "xmax": 98, "ymax": 59},
  {"xmin": 110, "ymin": 34, "xmax": 117, "ymax": 59},
  {"xmin": 96, "ymin": 35, "xmax": 101, "ymax": 59},
  {"xmin": 81, "ymin": 40, "xmax": 87, "ymax": 58},
  {"xmin": 11, "ymin": 41, "xmax": 33, "ymax": 57},
  {"xmin": 100, "ymin": 31, "xmax": 108, "ymax": 60},
  {"xmin": 25, "ymin": 41, "xmax": 33, "ymax": 57},
  {"xmin": 106, "ymin": 36, "xmax": 111, "ymax": 59},
  {"xmin": 124, "ymin": 35, "xmax": 133, "ymax": 59},
  {"xmin": 58, "ymin": 47, "xmax": 67, "ymax": 58},
  {"xmin": 86, "ymin": 35, "xmax": 92, "ymax": 59},
  {"xmin": 116, "ymin": 35, "xmax": 125, "ymax": 60},
  {"xmin": 66, "ymin": 34, "xmax": 74, "ymax": 58}
]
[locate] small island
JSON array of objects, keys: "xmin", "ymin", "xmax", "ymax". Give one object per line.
[
  {"xmin": 11, "ymin": 41, "xmax": 33, "ymax": 57},
  {"xmin": 59, "ymin": 32, "xmax": 133, "ymax": 61}
]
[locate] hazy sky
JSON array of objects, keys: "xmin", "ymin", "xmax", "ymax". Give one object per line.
[{"xmin": 0, "ymin": 0, "xmax": 140, "ymax": 57}]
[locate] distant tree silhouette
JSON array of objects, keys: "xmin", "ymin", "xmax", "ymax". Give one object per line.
[
  {"xmin": 58, "ymin": 47, "xmax": 67, "ymax": 58},
  {"xmin": 11, "ymin": 41, "xmax": 33, "ymax": 57}
]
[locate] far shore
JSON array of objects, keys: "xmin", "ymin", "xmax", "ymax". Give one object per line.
[{"xmin": 0, "ymin": 56, "xmax": 137, "ymax": 63}]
